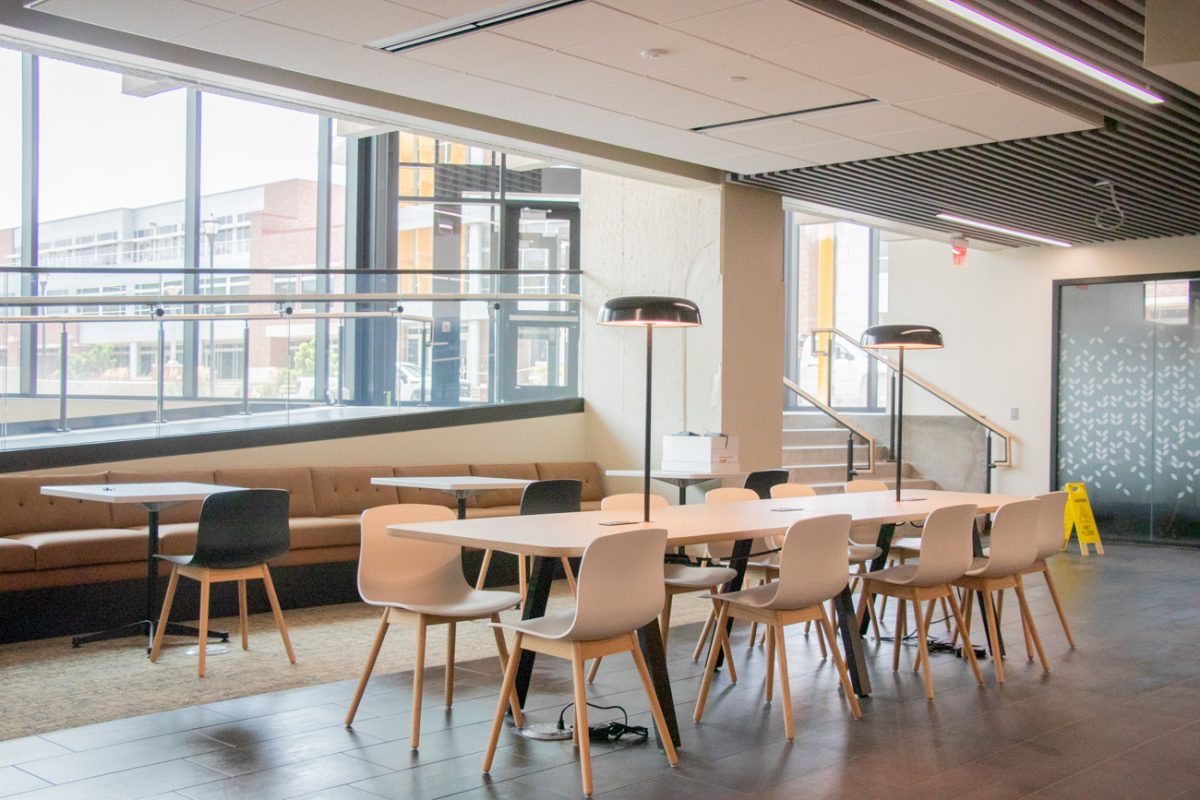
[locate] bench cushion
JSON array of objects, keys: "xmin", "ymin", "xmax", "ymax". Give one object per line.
[
  {"xmin": 0, "ymin": 538, "xmax": 36, "ymax": 573},
  {"xmin": 287, "ymin": 517, "xmax": 361, "ymax": 550},
  {"xmin": 215, "ymin": 467, "xmax": 318, "ymax": 517},
  {"xmin": 11, "ymin": 529, "xmax": 149, "ymax": 570},
  {"xmin": 0, "ymin": 473, "xmax": 114, "ymax": 536},
  {"xmin": 311, "ymin": 467, "xmax": 400, "ymax": 517},
  {"xmin": 536, "ymin": 462, "xmax": 604, "ymax": 502},
  {"xmin": 469, "ymin": 463, "xmax": 538, "ymax": 508},
  {"xmin": 392, "ymin": 464, "xmax": 472, "ymax": 509},
  {"xmin": 106, "ymin": 469, "xmax": 218, "ymax": 528},
  {"xmin": 156, "ymin": 523, "xmax": 200, "ymax": 557}
]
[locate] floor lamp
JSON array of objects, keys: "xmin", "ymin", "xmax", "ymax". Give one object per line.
[
  {"xmin": 598, "ymin": 296, "xmax": 702, "ymax": 523},
  {"xmin": 859, "ymin": 325, "xmax": 944, "ymax": 502}
]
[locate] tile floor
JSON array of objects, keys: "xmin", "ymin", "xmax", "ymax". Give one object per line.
[{"xmin": 1, "ymin": 541, "xmax": 1198, "ymax": 799}]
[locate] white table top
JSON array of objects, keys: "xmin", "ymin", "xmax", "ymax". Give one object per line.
[
  {"xmin": 371, "ymin": 475, "xmax": 534, "ymax": 493},
  {"xmin": 40, "ymin": 481, "xmax": 241, "ymax": 505},
  {"xmin": 606, "ymin": 469, "xmax": 746, "ymax": 481},
  {"xmin": 389, "ymin": 489, "xmax": 1024, "ymax": 557}
]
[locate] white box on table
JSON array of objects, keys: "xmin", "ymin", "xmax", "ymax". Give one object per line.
[{"xmin": 661, "ymin": 433, "xmax": 739, "ymax": 471}]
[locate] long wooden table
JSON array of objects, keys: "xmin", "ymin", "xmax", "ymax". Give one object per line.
[{"xmin": 389, "ymin": 488, "xmax": 1023, "ymax": 746}]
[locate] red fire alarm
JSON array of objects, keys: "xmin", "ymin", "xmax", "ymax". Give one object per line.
[{"xmin": 951, "ymin": 234, "xmax": 968, "ymax": 267}]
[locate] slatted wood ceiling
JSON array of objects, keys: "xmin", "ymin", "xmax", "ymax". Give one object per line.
[{"xmin": 733, "ymin": 1, "xmax": 1200, "ymax": 247}]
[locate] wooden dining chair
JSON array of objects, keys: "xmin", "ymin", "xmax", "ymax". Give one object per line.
[
  {"xmin": 695, "ymin": 514, "xmax": 861, "ymax": 741},
  {"xmin": 483, "ymin": 527, "xmax": 678, "ymax": 798},
  {"xmin": 1018, "ymin": 491, "xmax": 1076, "ymax": 647},
  {"xmin": 343, "ymin": 504, "xmax": 523, "ymax": 748},
  {"xmin": 859, "ymin": 503, "xmax": 985, "ymax": 699},
  {"xmin": 149, "ymin": 489, "xmax": 294, "ymax": 677}
]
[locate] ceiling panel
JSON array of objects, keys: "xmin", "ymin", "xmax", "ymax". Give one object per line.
[
  {"xmin": 658, "ymin": 56, "xmax": 865, "ymax": 114},
  {"xmin": 475, "ymin": 51, "xmax": 633, "ymax": 95},
  {"xmin": 833, "ymin": 61, "xmax": 996, "ymax": 104},
  {"xmin": 400, "ymin": 32, "xmax": 547, "ymax": 72},
  {"xmin": 860, "ymin": 124, "xmax": 991, "ymax": 153},
  {"xmin": 186, "ymin": 0, "xmax": 275, "ymax": 12},
  {"xmin": 399, "ymin": 73, "xmax": 547, "ymax": 115},
  {"xmin": 293, "ymin": 47, "xmax": 459, "ymax": 94},
  {"xmin": 671, "ymin": 0, "xmax": 855, "ymax": 52},
  {"xmin": 39, "ymin": 0, "xmax": 231, "ymax": 40},
  {"xmin": 171, "ymin": 14, "xmax": 346, "ymax": 67},
  {"xmin": 495, "ymin": 2, "xmax": 647, "ymax": 50},
  {"xmin": 639, "ymin": 99, "xmax": 760, "ymax": 129},
  {"xmin": 705, "ymin": 150, "xmax": 812, "ymax": 173},
  {"xmin": 562, "ymin": 22, "xmax": 743, "ymax": 76},
  {"xmin": 760, "ymin": 31, "xmax": 926, "ymax": 80},
  {"xmin": 594, "ymin": 0, "xmax": 758, "ymax": 25},
  {"xmin": 773, "ymin": 138, "xmax": 897, "ymax": 162},
  {"xmin": 708, "ymin": 119, "xmax": 840, "ymax": 149},
  {"xmin": 389, "ymin": 0, "xmax": 506, "ymax": 16},
  {"xmin": 566, "ymin": 77, "xmax": 716, "ymax": 117},
  {"xmin": 899, "ymin": 89, "xmax": 1094, "ymax": 140},
  {"xmin": 246, "ymin": 0, "xmax": 439, "ymax": 45},
  {"xmin": 805, "ymin": 104, "xmax": 941, "ymax": 138}
]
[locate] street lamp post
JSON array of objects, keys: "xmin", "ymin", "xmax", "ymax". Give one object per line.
[{"xmin": 200, "ymin": 215, "xmax": 220, "ymax": 397}]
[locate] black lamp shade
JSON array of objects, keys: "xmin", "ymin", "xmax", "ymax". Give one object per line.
[
  {"xmin": 859, "ymin": 324, "xmax": 944, "ymax": 350},
  {"xmin": 597, "ymin": 296, "xmax": 701, "ymax": 328}
]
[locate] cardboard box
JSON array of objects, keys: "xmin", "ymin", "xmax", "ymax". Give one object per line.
[{"xmin": 662, "ymin": 433, "xmax": 739, "ymax": 472}]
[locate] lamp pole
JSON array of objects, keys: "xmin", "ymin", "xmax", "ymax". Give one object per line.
[{"xmin": 200, "ymin": 216, "xmax": 219, "ymax": 397}]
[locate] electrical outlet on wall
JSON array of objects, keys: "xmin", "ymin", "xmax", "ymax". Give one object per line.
[{"xmin": 1010, "ymin": 407, "xmax": 1020, "ymax": 421}]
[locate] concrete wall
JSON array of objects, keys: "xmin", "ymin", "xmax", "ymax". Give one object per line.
[
  {"xmin": 885, "ymin": 234, "xmax": 1200, "ymax": 496},
  {"xmin": 27, "ymin": 412, "xmax": 586, "ymax": 475}
]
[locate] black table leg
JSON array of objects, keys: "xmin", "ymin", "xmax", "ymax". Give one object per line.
[
  {"xmin": 860, "ymin": 523, "xmax": 897, "ymax": 636},
  {"xmin": 832, "ymin": 585, "xmax": 871, "ymax": 696},
  {"xmin": 677, "ymin": 484, "xmax": 687, "ymax": 506},
  {"xmin": 636, "ymin": 619, "xmax": 680, "ymax": 748},
  {"xmin": 456, "ymin": 494, "xmax": 468, "ymax": 520},
  {"xmin": 713, "ymin": 537, "xmax": 752, "ymax": 670},
  {"xmin": 971, "ymin": 517, "xmax": 1001, "ymax": 659},
  {"xmin": 514, "ymin": 555, "xmax": 557, "ymax": 707}
]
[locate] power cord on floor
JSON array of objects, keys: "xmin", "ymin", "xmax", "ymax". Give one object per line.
[{"xmin": 556, "ymin": 702, "xmax": 648, "ymax": 743}]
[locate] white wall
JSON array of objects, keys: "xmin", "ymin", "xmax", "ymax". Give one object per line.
[
  {"xmin": 28, "ymin": 412, "xmax": 586, "ymax": 475},
  {"xmin": 885, "ymin": 234, "xmax": 1200, "ymax": 495}
]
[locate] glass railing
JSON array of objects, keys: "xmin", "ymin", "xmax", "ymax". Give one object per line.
[{"xmin": 0, "ymin": 266, "xmax": 582, "ymax": 452}]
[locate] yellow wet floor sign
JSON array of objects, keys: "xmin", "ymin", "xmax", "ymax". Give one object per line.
[{"xmin": 1063, "ymin": 482, "xmax": 1104, "ymax": 556}]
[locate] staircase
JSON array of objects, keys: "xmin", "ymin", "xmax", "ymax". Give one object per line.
[{"xmin": 782, "ymin": 411, "xmax": 939, "ymax": 494}]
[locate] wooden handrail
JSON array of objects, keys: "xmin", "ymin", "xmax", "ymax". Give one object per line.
[
  {"xmin": 782, "ymin": 377, "xmax": 876, "ymax": 475},
  {"xmin": 810, "ymin": 327, "xmax": 1014, "ymax": 467}
]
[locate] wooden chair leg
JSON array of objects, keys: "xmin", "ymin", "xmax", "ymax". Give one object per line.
[
  {"xmin": 628, "ymin": 634, "xmax": 678, "ymax": 766},
  {"xmin": 198, "ymin": 571, "xmax": 211, "ymax": 678},
  {"xmin": 940, "ymin": 597, "xmax": 952, "ymax": 633},
  {"xmin": 659, "ymin": 593, "xmax": 674, "ymax": 650},
  {"xmin": 692, "ymin": 604, "xmax": 717, "ymax": 662},
  {"xmin": 774, "ymin": 623, "xmax": 794, "ymax": 741},
  {"xmin": 237, "ymin": 579, "xmax": 249, "ymax": 651},
  {"xmin": 445, "ymin": 621, "xmax": 456, "ymax": 707},
  {"xmin": 260, "ymin": 566, "xmax": 295, "ymax": 664},
  {"xmin": 149, "ymin": 566, "xmax": 179, "ymax": 663},
  {"xmin": 814, "ymin": 615, "xmax": 828, "ymax": 659},
  {"xmin": 518, "ymin": 555, "xmax": 528, "ymax": 607},
  {"xmin": 1042, "ymin": 567, "xmax": 1076, "ymax": 647},
  {"xmin": 1014, "ymin": 576, "xmax": 1050, "ymax": 671},
  {"xmin": 560, "ymin": 557, "xmax": 577, "ymax": 595},
  {"xmin": 722, "ymin": 632, "xmax": 738, "ymax": 685},
  {"xmin": 694, "ymin": 601, "xmax": 731, "ymax": 722},
  {"xmin": 765, "ymin": 623, "xmax": 775, "ymax": 703},
  {"xmin": 982, "ymin": 588, "xmax": 1005, "ymax": 684},
  {"xmin": 586, "ymin": 656, "xmax": 602, "ymax": 684},
  {"xmin": 489, "ymin": 614, "xmax": 523, "ymax": 727},
  {"xmin": 345, "ymin": 610, "xmax": 390, "ymax": 726},
  {"xmin": 483, "ymin": 634, "xmax": 522, "ymax": 774},
  {"xmin": 946, "ymin": 590, "xmax": 984, "ymax": 686},
  {"xmin": 913, "ymin": 594, "xmax": 935, "ymax": 699},
  {"xmin": 892, "ymin": 598, "xmax": 906, "ymax": 672},
  {"xmin": 915, "ymin": 600, "xmax": 932, "ymax": 673},
  {"xmin": 819, "ymin": 606, "xmax": 862, "ymax": 719},
  {"xmin": 475, "ymin": 549, "xmax": 494, "ymax": 590},
  {"xmin": 411, "ymin": 615, "xmax": 427, "ymax": 749},
  {"xmin": 571, "ymin": 644, "xmax": 594, "ymax": 798}
]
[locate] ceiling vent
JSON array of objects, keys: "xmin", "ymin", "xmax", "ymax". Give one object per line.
[{"xmin": 375, "ymin": 0, "xmax": 586, "ymax": 55}]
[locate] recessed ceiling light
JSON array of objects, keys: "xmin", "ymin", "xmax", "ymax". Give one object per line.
[
  {"xmin": 692, "ymin": 98, "xmax": 878, "ymax": 133},
  {"xmin": 376, "ymin": 0, "xmax": 585, "ymax": 54},
  {"xmin": 922, "ymin": 0, "xmax": 1165, "ymax": 104},
  {"xmin": 728, "ymin": 76, "xmax": 748, "ymax": 83},
  {"xmin": 936, "ymin": 213, "xmax": 1073, "ymax": 247},
  {"xmin": 640, "ymin": 49, "xmax": 668, "ymax": 60}
]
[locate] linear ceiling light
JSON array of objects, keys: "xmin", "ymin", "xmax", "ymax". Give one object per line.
[
  {"xmin": 377, "ymin": 0, "xmax": 585, "ymax": 54},
  {"xmin": 691, "ymin": 98, "xmax": 879, "ymax": 133},
  {"xmin": 936, "ymin": 213, "xmax": 1073, "ymax": 247},
  {"xmin": 922, "ymin": 0, "xmax": 1165, "ymax": 104}
]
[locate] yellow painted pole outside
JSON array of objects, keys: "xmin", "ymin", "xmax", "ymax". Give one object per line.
[{"xmin": 816, "ymin": 226, "xmax": 835, "ymax": 404}]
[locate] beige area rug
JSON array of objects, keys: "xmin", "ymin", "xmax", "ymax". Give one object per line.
[{"xmin": 0, "ymin": 583, "xmax": 715, "ymax": 741}]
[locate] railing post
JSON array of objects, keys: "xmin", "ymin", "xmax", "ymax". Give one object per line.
[
  {"xmin": 56, "ymin": 323, "xmax": 69, "ymax": 432},
  {"xmin": 241, "ymin": 320, "xmax": 251, "ymax": 415},
  {"xmin": 155, "ymin": 319, "xmax": 166, "ymax": 424},
  {"xmin": 985, "ymin": 433, "xmax": 994, "ymax": 493},
  {"xmin": 888, "ymin": 371, "xmax": 897, "ymax": 460},
  {"xmin": 846, "ymin": 429, "xmax": 856, "ymax": 482}
]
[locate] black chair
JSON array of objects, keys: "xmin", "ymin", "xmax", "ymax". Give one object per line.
[
  {"xmin": 744, "ymin": 469, "xmax": 790, "ymax": 499},
  {"xmin": 149, "ymin": 489, "xmax": 295, "ymax": 676},
  {"xmin": 520, "ymin": 479, "xmax": 582, "ymax": 596}
]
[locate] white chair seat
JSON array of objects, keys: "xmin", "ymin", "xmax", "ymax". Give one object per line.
[
  {"xmin": 892, "ymin": 537, "xmax": 922, "ymax": 551},
  {"xmin": 849, "ymin": 544, "xmax": 881, "ymax": 563},
  {"xmin": 401, "ymin": 589, "xmax": 521, "ymax": 618},
  {"xmin": 665, "ymin": 563, "xmax": 736, "ymax": 588},
  {"xmin": 710, "ymin": 581, "xmax": 778, "ymax": 609},
  {"xmin": 963, "ymin": 555, "xmax": 990, "ymax": 576},
  {"xmin": 863, "ymin": 563, "xmax": 920, "ymax": 585},
  {"xmin": 495, "ymin": 608, "xmax": 576, "ymax": 640}
]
